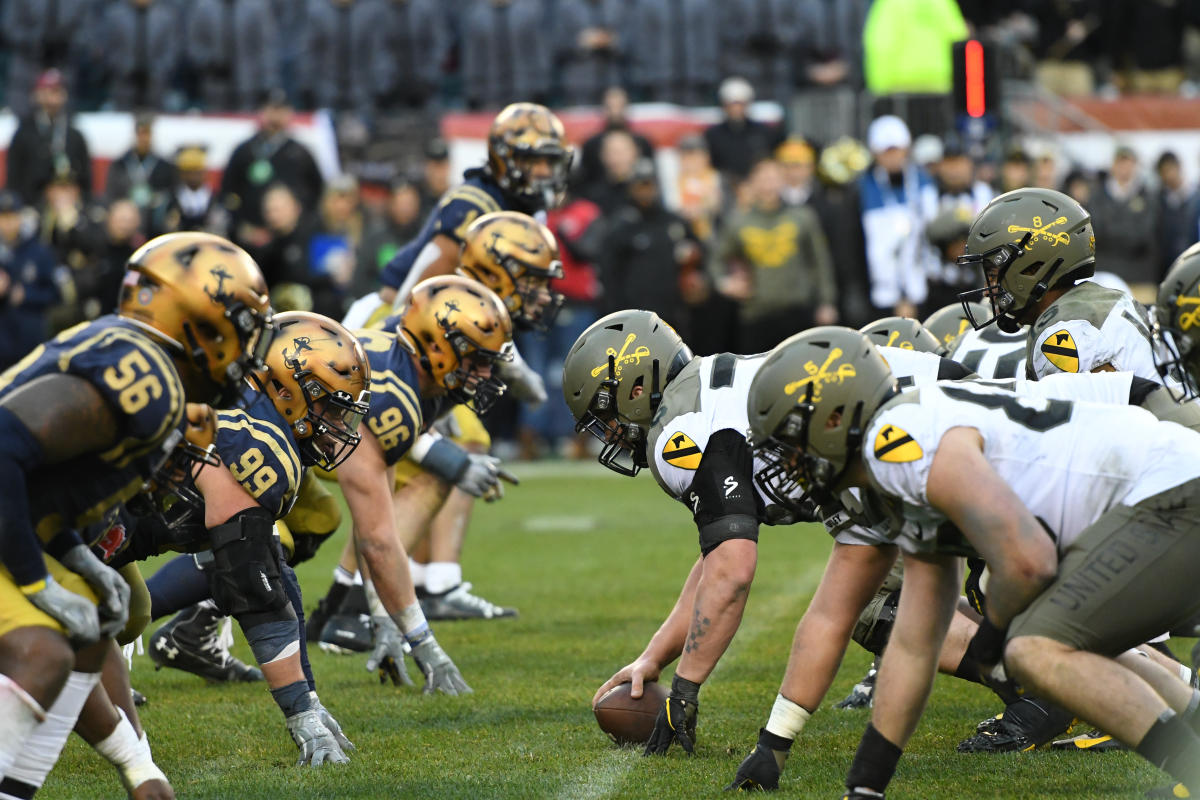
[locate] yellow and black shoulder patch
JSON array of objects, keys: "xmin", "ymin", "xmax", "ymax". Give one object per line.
[
  {"xmin": 873, "ymin": 425, "xmax": 923, "ymax": 463},
  {"xmin": 1041, "ymin": 329, "xmax": 1079, "ymax": 373},
  {"xmin": 662, "ymin": 431, "xmax": 703, "ymax": 470}
]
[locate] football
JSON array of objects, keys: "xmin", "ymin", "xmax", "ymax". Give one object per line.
[{"xmin": 593, "ymin": 681, "xmax": 669, "ymax": 746}]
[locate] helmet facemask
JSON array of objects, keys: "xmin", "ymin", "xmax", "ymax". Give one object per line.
[
  {"xmin": 574, "ymin": 355, "xmax": 662, "ymax": 477},
  {"xmin": 175, "ymin": 287, "xmax": 275, "ymax": 407},
  {"xmin": 502, "ymin": 146, "xmax": 572, "ymax": 210},
  {"xmin": 957, "ymin": 232, "xmax": 1051, "ymax": 333},
  {"xmin": 282, "ymin": 355, "xmax": 371, "ymax": 470},
  {"xmin": 440, "ymin": 329, "xmax": 514, "ymax": 415},
  {"xmin": 137, "ymin": 408, "xmax": 222, "ymax": 530}
]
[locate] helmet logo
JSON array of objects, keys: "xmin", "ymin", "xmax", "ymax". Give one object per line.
[
  {"xmin": 784, "ymin": 348, "xmax": 857, "ymax": 402},
  {"xmin": 205, "ymin": 265, "xmax": 235, "ymax": 303},
  {"xmin": 883, "ymin": 331, "xmax": 913, "ymax": 350},
  {"xmin": 284, "ymin": 336, "xmax": 314, "ymax": 367},
  {"xmin": 1007, "ymin": 215, "xmax": 1069, "ymax": 247},
  {"xmin": 1177, "ymin": 293, "xmax": 1200, "ymax": 331},
  {"xmin": 590, "ymin": 333, "xmax": 651, "ymax": 378},
  {"xmin": 435, "ymin": 300, "xmax": 461, "ymax": 330}
]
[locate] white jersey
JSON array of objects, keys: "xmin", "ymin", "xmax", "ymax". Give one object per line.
[
  {"xmin": 950, "ymin": 325, "xmax": 1027, "ymax": 380},
  {"xmin": 863, "ymin": 380, "xmax": 1200, "ymax": 556}
]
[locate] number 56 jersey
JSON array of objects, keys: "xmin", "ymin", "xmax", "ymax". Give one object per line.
[{"xmin": 863, "ymin": 380, "xmax": 1200, "ymax": 557}]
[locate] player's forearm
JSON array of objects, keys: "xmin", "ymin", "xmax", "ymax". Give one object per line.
[
  {"xmin": 982, "ymin": 551, "xmax": 1055, "ymax": 629},
  {"xmin": 354, "ymin": 527, "xmax": 417, "ymax": 615},
  {"xmin": 640, "ymin": 556, "xmax": 704, "ymax": 667},
  {"xmin": 676, "ymin": 549, "xmax": 756, "ymax": 684}
]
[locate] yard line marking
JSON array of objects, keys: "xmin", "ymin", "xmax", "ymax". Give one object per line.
[
  {"xmin": 523, "ymin": 515, "xmax": 598, "ymax": 533},
  {"xmin": 552, "ymin": 750, "xmax": 638, "ymax": 800}
]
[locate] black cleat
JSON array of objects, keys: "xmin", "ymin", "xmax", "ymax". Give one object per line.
[
  {"xmin": 957, "ymin": 697, "xmax": 1073, "ymax": 753},
  {"xmin": 148, "ymin": 601, "xmax": 263, "ymax": 683},
  {"xmin": 317, "ymin": 613, "xmax": 374, "ymax": 654},
  {"xmin": 131, "ymin": 688, "xmax": 147, "ymax": 706},
  {"xmin": 834, "ymin": 665, "xmax": 877, "ymax": 710},
  {"xmin": 305, "ymin": 596, "xmax": 334, "ymax": 643},
  {"xmin": 419, "ymin": 583, "xmax": 518, "ymax": 620}
]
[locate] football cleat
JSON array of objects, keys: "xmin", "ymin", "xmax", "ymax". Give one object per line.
[
  {"xmin": 834, "ymin": 665, "xmax": 877, "ymax": 710},
  {"xmin": 132, "ymin": 688, "xmax": 148, "ymax": 706},
  {"xmin": 148, "ymin": 601, "xmax": 263, "ymax": 683},
  {"xmin": 1050, "ymin": 730, "xmax": 1126, "ymax": 752},
  {"xmin": 305, "ymin": 596, "xmax": 335, "ymax": 643},
  {"xmin": 318, "ymin": 613, "xmax": 374, "ymax": 654},
  {"xmin": 419, "ymin": 582, "xmax": 518, "ymax": 620},
  {"xmin": 957, "ymin": 697, "xmax": 1073, "ymax": 753}
]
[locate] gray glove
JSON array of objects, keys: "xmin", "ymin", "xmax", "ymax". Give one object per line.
[
  {"xmin": 310, "ymin": 694, "xmax": 356, "ymax": 753},
  {"xmin": 410, "ymin": 636, "xmax": 473, "ymax": 696},
  {"xmin": 365, "ymin": 616, "xmax": 414, "ymax": 687},
  {"xmin": 26, "ymin": 574, "xmax": 100, "ymax": 646},
  {"xmin": 457, "ymin": 453, "xmax": 504, "ymax": 500},
  {"xmin": 498, "ymin": 355, "xmax": 547, "ymax": 406},
  {"xmin": 285, "ymin": 709, "xmax": 350, "ymax": 766},
  {"xmin": 60, "ymin": 544, "xmax": 130, "ymax": 638}
]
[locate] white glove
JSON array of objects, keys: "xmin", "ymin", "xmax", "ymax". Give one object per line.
[
  {"xmin": 365, "ymin": 616, "xmax": 414, "ymax": 687},
  {"xmin": 26, "ymin": 574, "xmax": 100, "ymax": 645},
  {"xmin": 60, "ymin": 544, "xmax": 130, "ymax": 638},
  {"xmin": 498, "ymin": 354, "xmax": 547, "ymax": 406},
  {"xmin": 410, "ymin": 636, "xmax": 473, "ymax": 696},
  {"xmin": 285, "ymin": 709, "xmax": 350, "ymax": 766},
  {"xmin": 310, "ymin": 694, "xmax": 356, "ymax": 752}
]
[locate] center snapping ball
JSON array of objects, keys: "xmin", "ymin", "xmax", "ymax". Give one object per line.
[{"xmin": 593, "ymin": 681, "xmax": 669, "ymax": 746}]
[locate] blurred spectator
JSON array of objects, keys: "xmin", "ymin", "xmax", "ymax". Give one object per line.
[
  {"xmin": 583, "ymin": 129, "xmax": 641, "ymax": 213},
  {"xmin": 674, "ymin": 135, "xmax": 722, "ymax": 242},
  {"xmin": 418, "ymin": 139, "xmax": 453, "ymax": 213},
  {"xmin": 933, "ymin": 137, "xmax": 993, "ymax": 216},
  {"xmin": 923, "ymin": 204, "xmax": 975, "ymax": 311},
  {"xmin": 703, "ymin": 77, "xmax": 786, "ymax": 183},
  {"xmin": 308, "ymin": 174, "xmax": 365, "ymax": 316},
  {"xmin": 796, "ymin": 0, "xmax": 868, "ymax": 90},
  {"xmin": 858, "ymin": 114, "xmax": 938, "ymax": 318},
  {"xmin": 255, "ymin": 182, "xmax": 324, "ymax": 302},
  {"xmin": 188, "ymin": 0, "xmax": 281, "ymax": 110},
  {"xmin": 553, "ymin": 0, "xmax": 626, "ymax": 107},
  {"xmin": 362, "ymin": 0, "xmax": 447, "ymax": 113},
  {"xmin": 1107, "ymin": 0, "xmax": 1199, "ymax": 95},
  {"xmin": 910, "ymin": 134, "xmax": 945, "ymax": 172},
  {"xmin": 717, "ymin": 0, "xmax": 802, "ymax": 103},
  {"xmin": 813, "ymin": 136, "xmax": 872, "ymax": 326},
  {"xmin": 1091, "ymin": 145, "xmax": 1159, "ymax": 301},
  {"xmin": 0, "ymin": 191, "xmax": 60, "ymax": 370},
  {"xmin": 39, "ymin": 167, "xmax": 104, "ymax": 275},
  {"xmin": 596, "ymin": 159, "xmax": 695, "ymax": 338},
  {"xmin": 359, "ymin": 178, "xmax": 425, "ymax": 293},
  {"xmin": 151, "ymin": 146, "xmax": 217, "ymax": 236},
  {"xmin": 1061, "ymin": 168, "xmax": 1094, "ymax": 207},
  {"xmin": 218, "ymin": 91, "xmax": 324, "ymax": 249},
  {"xmin": 2, "ymin": 0, "xmax": 88, "ymax": 118},
  {"xmin": 711, "ymin": 158, "xmax": 837, "ymax": 352},
  {"xmin": 1033, "ymin": 147, "xmax": 1062, "ymax": 190},
  {"xmin": 302, "ymin": 0, "xmax": 374, "ymax": 112},
  {"xmin": 100, "ymin": 0, "xmax": 180, "ymax": 110},
  {"xmin": 576, "ymin": 87, "xmax": 654, "ymax": 198},
  {"xmin": 1157, "ymin": 151, "xmax": 1195, "ymax": 276},
  {"xmin": 1025, "ymin": 0, "xmax": 1104, "ymax": 96},
  {"xmin": 105, "ymin": 112, "xmax": 175, "ymax": 210},
  {"xmin": 628, "ymin": 0, "xmax": 718, "ymax": 105},
  {"xmin": 79, "ymin": 198, "xmax": 145, "ymax": 320},
  {"xmin": 461, "ymin": 0, "xmax": 550, "ymax": 110},
  {"xmin": 998, "ymin": 146, "xmax": 1032, "ymax": 193},
  {"xmin": 6, "ymin": 70, "xmax": 92, "ymax": 204},
  {"xmin": 863, "ymin": 0, "xmax": 967, "ymax": 96},
  {"xmin": 776, "ymin": 138, "xmax": 818, "ymax": 208}
]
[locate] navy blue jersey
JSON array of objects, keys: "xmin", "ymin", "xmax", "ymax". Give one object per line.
[
  {"xmin": 6, "ymin": 317, "xmax": 186, "ymax": 541},
  {"xmin": 378, "ymin": 168, "xmax": 509, "ymax": 292},
  {"xmin": 214, "ymin": 388, "xmax": 303, "ymax": 519},
  {"xmin": 356, "ymin": 328, "xmax": 431, "ymax": 465}
]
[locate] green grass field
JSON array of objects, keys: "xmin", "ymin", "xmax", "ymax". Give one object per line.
[{"xmin": 42, "ymin": 462, "xmax": 1177, "ymax": 799}]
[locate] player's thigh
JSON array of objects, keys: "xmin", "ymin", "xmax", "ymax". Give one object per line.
[
  {"xmin": 1010, "ymin": 479, "xmax": 1200, "ymax": 656},
  {"xmin": 0, "ymin": 556, "xmax": 100, "ymax": 639}
]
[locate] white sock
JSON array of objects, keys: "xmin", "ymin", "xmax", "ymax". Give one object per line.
[
  {"xmin": 409, "ymin": 559, "xmax": 427, "ymax": 589},
  {"xmin": 424, "ymin": 562, "xmax": 462, "ymax": 595},
  {"xmin": 363, "ymin": 579, "xmax": 387, "ymax": 618},
  {"xmin": 93, "ymin": 707, "xmax": 167, "ymax": 792},
  {"xmin": 0, "ymin": 674, "xmax": 46, "ymax": 779},
  {"xmin": 764, "ymin": 693, "xmax": 812, "ymax": 741},
  {"xmin": 333, "ymin": 565, "xmax": 356, "ymax": 587},
  {"xmin": 6, "ymin": 671, "xmax": 100, "ymax": 789}
]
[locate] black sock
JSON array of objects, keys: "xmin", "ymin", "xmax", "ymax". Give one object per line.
[
  {"xmin": 846, "ymin": 724, "xmax": 902, "ymax": 794},
  {"xmin": 324, "ymin": 580, "xmax": 351, "ymax": 614},
  {"xmin": 1137, "ymin": 710, "xmax": 1200, "ymax": 788}
]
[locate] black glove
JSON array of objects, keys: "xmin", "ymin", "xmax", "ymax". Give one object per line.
[
  {"xmin": 725, "ymin": 729, "xmax": 792, "ymax": 791},
  {"xmin": 644, "ymin": 674, "xmax": 700, "ymax": 755}
]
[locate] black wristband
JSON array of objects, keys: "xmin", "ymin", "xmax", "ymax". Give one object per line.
[
  {"xmin": 846, "ymin": 723, "xmax": 902, "ymax": 794},
  {"xmin": 671, "ymin": 674, "xmax": 701, "ymax": 703},
  {"xmin": 758, "ymin": 727, "xmax": 793, "ymax": 752},
  {"xmin": 969, "ymin": 616, "xmax": 1009, "ymax": 665}
]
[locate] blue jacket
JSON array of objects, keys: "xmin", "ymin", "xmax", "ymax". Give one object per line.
[{"xmin": 0, "ymin": 233, "xmax": 60, "ymax": 369}]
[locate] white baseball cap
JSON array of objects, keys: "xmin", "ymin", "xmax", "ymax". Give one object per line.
[
  {"xmin": 718, "ymin": 77, "xmax": 755, "ymax": 105},
  {"xmin": 867, "ymin": 115, "xmax": 912, "ymax": 153}
]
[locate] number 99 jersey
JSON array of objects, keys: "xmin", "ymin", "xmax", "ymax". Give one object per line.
[
  {"xmin": 355, "ymin": 329, "xmax": 432, "ymax": 465},
  {"xmin": 215, "ymin": 388, "xmax": 304, "ymax": 519},
  {"xmin": 863, "ymin": 381, "xmax": 1200, "ymax": 557}
]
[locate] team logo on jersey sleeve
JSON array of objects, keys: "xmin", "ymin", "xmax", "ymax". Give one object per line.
[
  {"xmin": 873, "ymin": 425, "xmax": 923, "ymax": 463},
  {"xmin": 1041, "ymin": 329, "xmax": 1079, "ymax": 372},
  {"xmin": 662, "ymin": 431, "xmax": 703, "ymax": 470}
]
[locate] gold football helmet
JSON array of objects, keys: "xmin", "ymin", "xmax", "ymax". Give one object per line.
[
  {"xmin": 459, "ymin": 211, "xmax": 564, "ymax": 332},
  {"xmin": 259, "ymin": 311, "xmax": 371, "ymax": 470},
  {"xmin": 487, "ymin": 103, "xmax": 573, "ymax": 210},
  {"xmin": 138, "ymin": 402, "xmax": 221, "ymax": 530},
  {"xmin": 397, "ymin": 275, "xmax": 514, "ymax": 413},
  {"xmin": 120, "ymin": 232, "xmax": 273, "ymax": 404}
]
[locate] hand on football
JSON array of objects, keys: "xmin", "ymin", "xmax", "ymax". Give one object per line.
[{"xmin": 592, "ymin": 656, "xmax": 662, "ymax": 707}]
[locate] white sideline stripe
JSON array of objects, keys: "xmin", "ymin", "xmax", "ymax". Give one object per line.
[
  {"xmin": 552, "ymin": 751, "xmax": 638, "ymax": 800},
  {"xmin": 523, "ymin": 515, "xmax": 598, "ymax": 533}
]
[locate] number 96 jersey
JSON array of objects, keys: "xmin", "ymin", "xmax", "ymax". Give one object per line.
[
  {"xmin": 215, "ymin": 389, "xmax": 304, "ymax": 519},
  {"xmin": 355, "ymin": 329, "xmax": 432, "ymax": 466},
  {"xmin": 863, "ymin": 380, "xmax": 1200, "ymax": 557}
]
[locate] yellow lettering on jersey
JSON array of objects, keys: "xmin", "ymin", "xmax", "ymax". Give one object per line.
[
  {"xmin": 873, "ymin": 425, "xmax": 923, "ymax": 463},
  {"xmin": 1041, "ymin": 329, "xmax": 1080, "ymax": 372},
  {"xmin": 662, "ymin": 431, "xmax": 703, "ymax": 470}
]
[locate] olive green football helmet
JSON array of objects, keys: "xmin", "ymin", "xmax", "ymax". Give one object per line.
[
  {"xmin": 957, "ymin": 188, "xmax": 1095, "ymax": 333},
  {"xmin": 1155, "ymin": 241, "xmax": 1200, "ymax": 396},
  {"xmin": 562, "ymin": 310, "xmax": 693, "ymax": 476},
  {"xmin": 747, "ymin": 327, "xmax": 897, "ymax": 509},
  {"xmin": 860, "ymin": 316, "xmax": 941, "ymax": 354},
  {"xmin": 923, "ymin": 302, "xmax": 985, "ymax": 355}
]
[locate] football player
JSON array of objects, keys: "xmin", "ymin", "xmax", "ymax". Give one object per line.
[
  {"xmin": 741, "ymin": 328, "xmax": 1200, "ymax": 797},
  {"xmin": 338, "ymin": 276, "xmax": 514, "ymax": 694},
  {"xmin": 565, "ymin": 311, "xmax": 976, "ymax": 757},
  {"xmin": 0, "ymin": 232, "xmax": 271, "ymax": 787}
]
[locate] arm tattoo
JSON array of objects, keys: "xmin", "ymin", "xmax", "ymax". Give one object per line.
[{"xmin": 683, "ymin": 607, "xmax": 712, "ymax": 655}]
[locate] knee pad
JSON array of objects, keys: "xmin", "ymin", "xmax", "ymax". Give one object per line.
[
  {"xmin": 852, "ymin": 587, "xmax": 901, "ymax": 656},
  {"xmin": 206, "ymin": 507, "xmax": 290, "ymax": 620},
  {"xmin": 244, "ymin": 619, "xmax": 301, "ymax": 665}
]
